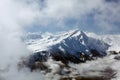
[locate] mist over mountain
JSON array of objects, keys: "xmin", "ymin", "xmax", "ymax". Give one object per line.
[{"xmin": 0, "ymin": 0, "xmax": 119, "ymax": 80}]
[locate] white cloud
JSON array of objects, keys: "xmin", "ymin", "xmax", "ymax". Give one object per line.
[
  {"xmin": 0, "ymin": 0, "xmax": 43, "ymax": 80},
  {"xmin": 94, "ymin": 1, "xmax": 120, "ymax": 32},
  {"xmin": 36, "ymin": 0, "xmax": 104, "ymax": 26},
  {"xmin": 0, "ymin": 0, "xmax": 119, "ymax": 79}
]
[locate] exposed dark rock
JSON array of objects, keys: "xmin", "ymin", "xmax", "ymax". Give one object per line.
[
  {"xmin": 50, "ymin": 51, "xmax": 69, "ymax": 64},
  {"xmin": 60, "ymin": 76, "xmax": 108, "ymax": 80},
  {"xmin": 90, "ymin": 49, "xmax": 101, "ymax": 57},
  {"xmin": 109, "ymin": 51, "xmax": 119, "ymax": 55},
  {"xmin": 114, "ymin": 56, "xmax": 120, "ymax": 60},
  {"xmin": 119, "ymin": 51, "xmax": 120, "ymax": 54},
  {"xmin": 60, "ymin": 67, "xmax": 116, "ymax": 80},
  {"xmin": 31, "ymin": 61, "xmax": 49, "ymax": 72}
]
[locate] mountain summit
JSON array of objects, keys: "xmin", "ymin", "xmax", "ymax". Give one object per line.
[
  {"xmin": 24, "ymin": 30, "xmax": 110, "ymax": 71},
  {"xmin": 26, "ymin": 29, "xmax": 109, "ymax": 56}
]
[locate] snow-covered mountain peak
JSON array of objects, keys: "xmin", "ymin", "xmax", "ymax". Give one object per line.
[
  {"xmin": 25, "ymin": 29, "xmax": 109, "ymax": 57},
  {"xmin": 61, "ymin": 29, "xmax": 87, "ymax": 38}
]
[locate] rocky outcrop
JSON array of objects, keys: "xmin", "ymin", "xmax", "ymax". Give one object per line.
[
  {"xmin": 114, "ymin": 56, "xmax": 120, "ymax": 60},
  {"xmin": 109, "ymin": 51, "xmax": 119, "ymax": 55}
]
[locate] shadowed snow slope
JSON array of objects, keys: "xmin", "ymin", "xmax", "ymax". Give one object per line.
[{"xmin": 87, "ymin": 32, "xmax": 120, "ymax": 52}]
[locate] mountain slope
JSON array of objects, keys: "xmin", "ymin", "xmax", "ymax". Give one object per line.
[{"xmin": 86, "ymin": 32, "xmax": 120, "ymax": 52}]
